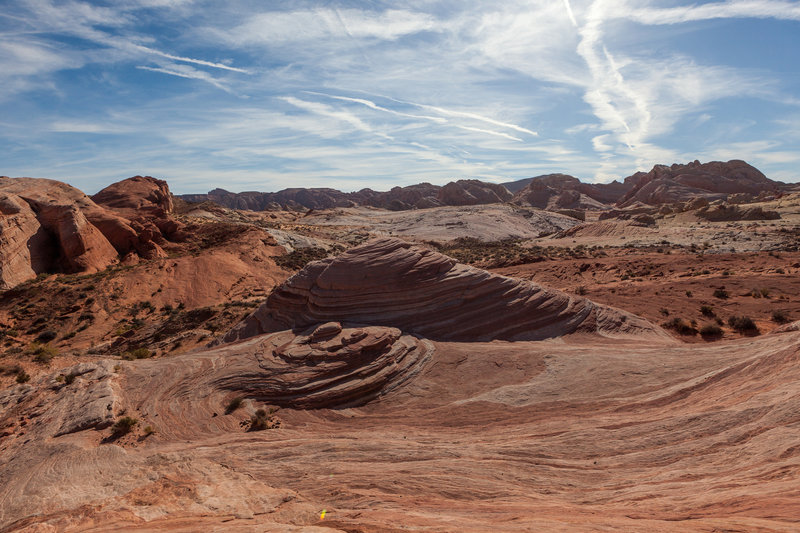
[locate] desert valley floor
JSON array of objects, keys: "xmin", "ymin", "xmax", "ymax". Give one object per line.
[{"xmin": 2, "ymin": 165, "xmax": 800, "ymax": 531}]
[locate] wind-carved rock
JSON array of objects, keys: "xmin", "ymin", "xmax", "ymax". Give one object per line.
[
  {"xmin": 215, "ymin": 322, "xmax": 433, "ymax": 408},
  {"xmin": 223, "ymin": 238, "xmax": 668, "ymax": 343}
]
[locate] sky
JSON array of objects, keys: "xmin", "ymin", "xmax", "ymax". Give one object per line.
[{"xmin": 1, "ymin": 0, "xmax": 799, "ymax": 194}]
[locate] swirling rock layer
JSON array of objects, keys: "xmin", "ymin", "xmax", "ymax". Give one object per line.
[
  {"xmin": 215, "ymin": 322, "xmax": 432, "ymax": 409},
  {"xmin": 224, "ymin": 238, "xmax": 667, "ymax": 343}
]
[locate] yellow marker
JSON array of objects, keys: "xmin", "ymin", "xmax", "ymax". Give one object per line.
[{"xmin": 320, "ymin": 509, "xmax": 327, "ymax": 520}]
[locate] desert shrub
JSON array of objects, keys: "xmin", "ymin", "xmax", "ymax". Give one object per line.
[
  {"xmin": 685, "ymin": 290, "xmax": 693, "ymax": 297},
  {"xmin": 660, "ymin": 308, "xmax": 670, "ymax": 316},
  {"xmin": 728, "ymin": 316, "xmax": 759, "ymax": 334},
  {"xmin": 760, "ymin": 288, "xmax": 771, "ymax": 298},
  {"xmin": 663, "ymin": 317, "xmax": 697, "ymax": 335},
  {"xmin": 713, "ymin": 288, "xmax": 729, "ymax": 299},
  {"xmin": 28, "ymin": 342, "xmax": 57, "ymax": 364},
  {"xmin": 36, "ymin": 329, "xmax": 57, "ymax": 343},
  {"xmin": 143, "ymin": 425, "xmax": 155, "ymax": 436},
  {"xmin": 700, "ymin": 305, "xmax": 715, "ymax": 317},
  {"xmin": 772, "ymin": 310, "xmax": 791, "ymax": 324},
  {"xmin": 275, "ymin": 247, "xmax": 331, "ymax": 271},
  {"xmin": 16, "ymin": 370, "xmax": 30, "ymax": 383},
  {"xmin": 225, "ymin": 397, "xmax": 244, "ymax": 414},
  {"xmin": 699, "ymin": 324, "xmax": 723, "ymax": 337},
  {"xmin": 64, "ymin": 372, "xmax": 77, "ymax": 385},
  {"xmin": 248, "ymin": 408, "xmax": 280, "ymax": 431},
  {"xmin": 111, "ymin": 416, "xmax": 138, "ymax": 438},
  {"xmin": 122, "ymin": 348, "xmax": 151, "ymax": 360}
]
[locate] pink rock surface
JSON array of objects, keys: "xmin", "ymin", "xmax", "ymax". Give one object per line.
[{"xmin": 223, "ymin": 238, "xmax": 668, "ymax": 343}]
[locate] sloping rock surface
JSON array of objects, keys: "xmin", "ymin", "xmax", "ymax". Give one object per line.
[
  {"xmin": 618, "ymin": 159, "xmax": 780, "ymax": 207},
  {"xmin": 0, "ymin": 176, "xmax": 184, "ymax": 289},
  {"xmin": 223, "ymin": 238, "xmax": 667, "ymax": 343}
]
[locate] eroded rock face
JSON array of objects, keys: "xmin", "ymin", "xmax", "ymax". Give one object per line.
[
  {"xmin": 510, "ymin": 174, "xmax": 616, "ymax": 211},
  {"xmin": 0, "ymin": 176, "xmax": 182, "ymax": 289},
  {"xmin": 216, "ymin": 323, "xmax": 433, "ymax": 408},
  {"xmin": 618, "ymin": 160, "xmax": 779, "ymax": 207},
  {"xmin": 0, "ymin": 193, "xmax": 51, "ymax": 288},
  {"xmin": 91, "ymin": 175, "xmax": 174, "ymax": 218},
  {"xmin": 223, "ymin": 238, "xmax": 667, "ymax": 343},
  {"xmin": 180, "ymin": 179, "xmax": 512, "ymax": 212}
]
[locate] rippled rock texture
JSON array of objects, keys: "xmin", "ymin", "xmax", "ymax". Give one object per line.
[
  {"xmin": 216, "ymin": 323, "xmax": 433, "ymax": 409},
  {"xmin": 224, "ymin": 238, "xmax": 667, "ymax": 344}
]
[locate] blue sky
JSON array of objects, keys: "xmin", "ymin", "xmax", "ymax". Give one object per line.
[{"xmin": 1, "ymin": 0, "xmax": 799, "ymax": 194}]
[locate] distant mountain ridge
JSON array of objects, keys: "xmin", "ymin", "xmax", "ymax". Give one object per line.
[{"xmin": 178, "ymin": 160, "xmax": 785, "ymax": 212}]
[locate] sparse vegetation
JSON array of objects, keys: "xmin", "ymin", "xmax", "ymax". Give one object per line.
[
  {"xmin": 35, "ymin": 329, "xmax": 57, "ymax": 343},
  {"xmin": 15, "ymin": 370, "xmax": 30, "ymax": 383},
  {"xmin": 248, "ymin": 408, "xmax": 280, "ymax": 431},
  {"xmin": 699, "ymin": 324, "xmax": 723, "ymax": 338},
  {"xmin": 275, "ymin": 247, "xmax": 331, "ymax": 271},
  {"xmin": 771, "ymin": 310, "xmax": 791, "ymax": 324},
  {"xmin": 663, "ymin": 317, "xmax": 697, "ymax": 335},
  {"xmin": 143, "ymin": 425, "xmax": 155, "ymax": 436},
  {"xmin": 28, "ymin": 342, "xmax": 57, "ymax": 364},
  {"xmin": 225, "ymin": 396, "xmax": 244, "ymax": 414},
  {"xmin": 728, "ymin": 316, "xmax": 760, "ymax": 335},
  {"xmin": 122, "ymin": 347, "xmax": 152, "ymax": 360},
  {"xmin": 713, "ymin": 288, "xmax": 729, "ymax": 299},
  {"xmin": 111, "ymin": 416, "xmax": 138, "ymax": 438},
  {"xmin": 700, "ymin": 305, "xmax": 715, "ymax": 317}
]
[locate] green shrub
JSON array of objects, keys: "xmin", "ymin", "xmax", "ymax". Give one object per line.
[
  {"xmin": 15, "ymin": 370, "xmax": 30, "ymax": 383},
  {"xmin": 122, "ymin": 348, "xmax": 151, "ymax": 360},
  {"xmin": 28, "ymin": 342, "xmax": 57, "ymax": 364},
  {"xmin": 36, "ymin": 329, "xmax": 57, "ymax": 343},
  {"xmin": 713, "ymin": 288, "xmax": 729, "ymax": 299},
  {"xmin": 700, "ymin": 305, "xmax": 715, "ymax": 317},
  {"xmin": 699, "ymin": 324, "xmax": 723, "ymax": 337},
  {"xmin": 772, "ymin": 310, "xmax": 791, "ymax": 324},
  {"xmin": 663, "ymin": 317, "xmax": 697, "ymax": 336},
  {"xmin": 225, "ymin": 397, "xmax": 244, "ymax": 414},
  {"xmin": 111, "ymin": 416, "xmax": 138, "ymax": 438},
  {"xmin": 728, "ymin": 316, "xmax": 759, "ymax": 334}
]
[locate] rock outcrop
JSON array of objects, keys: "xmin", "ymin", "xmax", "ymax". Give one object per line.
[
  {"xmin": 617, "ymin": 160, "xmax": 780, "ymax": 207},
  {"xmin": 180, "ymin": 179, "xmax": 512, "ymax": 212},
  {"xmin": 91, "ymin": 175, "xmax": 174, "ymax": 219},
  {"xmin": 222, "ymin": 238, "xmax": 667, "ymax": 343},
  {"xmin": 0, "ymin": 176, "xmax": 184, "ymax": 289},
  {"xmin": 216, "ymin": 322, "xmax": 433, "ymax": 409}
]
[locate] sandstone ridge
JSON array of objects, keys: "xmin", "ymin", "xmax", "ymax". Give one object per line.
[
  {"xmin": 0, "ymin": 176, "xmax": 186, "ymax": 289},
  {"xmin": 223, "ymin": 238, "xmax": 668, "ymax": 343}
]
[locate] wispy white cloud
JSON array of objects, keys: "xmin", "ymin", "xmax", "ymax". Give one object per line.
[
  {"xmin": 224, "ymin": 8, "xmax": 437, "ymax": 46},
  {"xmin": 279, "ymin": 96, "xmax": 376, "ymax": 134},
  {"xmin": 304, "ymin": 91, "xmax": 447, "ymax": 124},
  {"xmin": 624, "ymin": 0, "xmax": 800, "ymax": 25},
  {"xmin": 136, "ymin": 64, "xmax": 233, "ymax": 93}
]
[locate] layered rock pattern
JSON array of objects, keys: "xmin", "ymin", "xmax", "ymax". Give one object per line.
[
  {"xmin": 0, "ymin": 176, "xmax": 184, "ymax": 289},
  {"xmin": 618, "ymin": 159, "xmax": 780, "ymax": 207},
  {"xmin": 223, "ymin": 238, "xmax": 667, "ymax": 343},
  {"xmin": 216, "ymin": 322, "xmax": 433, "ymax": 408}
]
